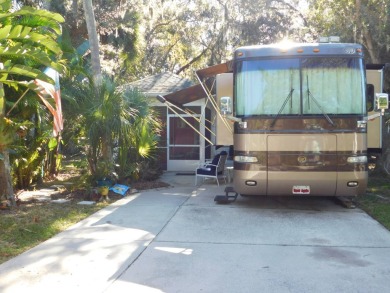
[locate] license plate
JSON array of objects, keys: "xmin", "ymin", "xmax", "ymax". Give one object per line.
[{"xmin": 292, "ymin": 185, "xmax": 310, "ymax": 194}]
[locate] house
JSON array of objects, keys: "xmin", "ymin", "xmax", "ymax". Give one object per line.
[{"xmin": 125, "ymin": 63, "xmax": 233, "ymax": 172}]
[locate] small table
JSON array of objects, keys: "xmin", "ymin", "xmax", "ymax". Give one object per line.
[{"xmin": 226, "ymin": 166, "xmax": 234, "ymax": 183}]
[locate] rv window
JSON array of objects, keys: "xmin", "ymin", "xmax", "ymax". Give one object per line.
[
  {"xmin": 301, "ymin": 57, "xmax": 365, "ymax": 115},
  {"xmin": 235, "ymin": 59, "xmax": 300, "ymax": 116},
  {"xmin": 235, "ymin": 57, "xmax": 365, "ymax": 116}
]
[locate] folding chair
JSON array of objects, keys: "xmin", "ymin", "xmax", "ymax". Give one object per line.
[{"xmin": 195, "ymin": 151, "xmax": 227, "ymax": 186}]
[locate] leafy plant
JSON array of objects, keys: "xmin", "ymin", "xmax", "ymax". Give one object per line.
[
  {"xmin": 62, "ymin": 74, "xmax": 162, "ymax": 184},
  {"xmin": 0, "ymin": 117, "xmax": 14, "ymax": 153},
  {"xmin": 0, "ymin": 0, "xmax": 65, "ymax": 204}
]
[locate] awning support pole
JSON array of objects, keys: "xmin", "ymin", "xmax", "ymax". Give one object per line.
[
  {"xmin": 156, "ymin": 95, "xmax": 214, "ymax": 145},
  {"xmin": 194, "ymin": 72, "xmax": 233, "ymax": 134}
]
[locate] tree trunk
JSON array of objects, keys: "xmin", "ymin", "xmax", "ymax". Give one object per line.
[
  {"xmin": 362, "ymin": 26, "xmax": 380, "ymax": 64},
  {"xmin": 355, "ymin": 0, "xmax": 380, "ymax": 63},
  {"xmin": 82, "ymin": 0, "xmax": 102, "ymax": 85},
  {"xmin": 73, "ymin": 0, "xmax": 78, "ymax": 25},
  {"xmin": 0, "ymin": 149, "xmax": 16, "ymax": 205},
  {"xmin": 101, "ymin": 131, "xmax": 114, "ymax": 172},
  {"xmin": 0, "ymin": 82, "xmax": 15, "ymax": 205}
]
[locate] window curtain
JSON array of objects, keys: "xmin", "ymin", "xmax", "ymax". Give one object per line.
[
  {"xmin": 302, "ymin": 67, "xmax": 364, "ymax": 114},
  {"xmin": 236, "ymin": 63, "xmax": 300, "ymax": 116}
]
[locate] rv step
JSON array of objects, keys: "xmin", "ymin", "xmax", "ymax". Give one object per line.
[{"xmin": 214, "ymin": 186, "xmax": 238, "ymax": 204}]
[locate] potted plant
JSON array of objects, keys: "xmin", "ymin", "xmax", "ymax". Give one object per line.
[
  {"xmin": 93, "ymin": 161, "xmax": 115, "ymax": 201},
  {"xmin": 98, "ymin": 185, "xmax": 110, "ymax": 201}
]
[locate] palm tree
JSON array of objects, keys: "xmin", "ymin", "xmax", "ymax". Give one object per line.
[
  {"xmin": 62, "ymin": 74, "xmax": 162, "ymax": 182},
  {"xmin": 0, "ymin": 0, "xmax": 64, "ymax": 204},
  {"xmin": 117, "ymin": 87, "xmax": 162, "ymax": 180},
  {"xmin": 62, "ymin": 75, "xmax": 137, "ymax": 176}
]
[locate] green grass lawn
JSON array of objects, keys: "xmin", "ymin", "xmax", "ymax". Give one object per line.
[
  {"xmin": 356, "ymin": 174, "xmax": 390, "ymax": 231},
  {"xmin": 0, "ymin": 200, "xmax": 112, "ymax": 264},
  {"xmin": 0, "ymin": 160, "xmax": 167, "ymax": 265},
  {"xmin": 0, "ymin": 162, "xmax": 117, "ymax": 264}
]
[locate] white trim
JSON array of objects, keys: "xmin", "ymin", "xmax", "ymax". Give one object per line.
[
  {"xmin": 167, "ymin": 111, "xmax": 202, "ymax": 172},
  {"xmin": 153, "ymin": 98, "xmax": 210, "ymax": 171}
]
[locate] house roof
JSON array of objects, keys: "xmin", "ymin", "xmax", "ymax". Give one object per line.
[
  {"xmin": 125, "ymin": 72, "xmax": 194, "ymax": 96},
  {"xmin": 163, "ymin": 78, "xmax": 215, "ymax": 106},
  {"xmin": 124, "ymin": 62, "xmax": 233, "ymax": 107},
  {"xmin": 163, "ymin": 61, "xmax": 233, "ymax": 106}
]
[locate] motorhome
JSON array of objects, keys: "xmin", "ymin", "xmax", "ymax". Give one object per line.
[
  {"xmin": 158, "ymin": 41, "xmax": 388, "ymax": 198},
  {"xmin": 217, "ymin": 42, "xmax": 387, "ymax": 197}
]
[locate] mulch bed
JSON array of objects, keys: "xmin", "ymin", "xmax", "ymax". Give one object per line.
[
  {"xmin": 2, "ymin": 180, "xmax": 171, "ymax": 208},
  {"xmin": 49, "ymin": 180, "xmax": 171, "ymax": 202}
]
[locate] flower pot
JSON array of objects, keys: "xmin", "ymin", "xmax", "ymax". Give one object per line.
[{"xmin": 99, "ymin": 186, "xmax": 109, "ymax": 196}]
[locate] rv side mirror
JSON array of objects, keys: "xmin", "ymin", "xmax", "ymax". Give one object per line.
[
  {"xmin": 376, "ymin": 93, "xmax": 389, "ymax": 111},
  {"xmin": 220, "ymin": 96, "xmax": 232, "ymax": 116}
]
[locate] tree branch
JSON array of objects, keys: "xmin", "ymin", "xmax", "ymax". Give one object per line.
[{"xmin": 175, "ymin": 47, "xmax": 209, "ymax": 75}]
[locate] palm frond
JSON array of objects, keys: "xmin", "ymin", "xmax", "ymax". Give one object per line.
[
  {"xmin": 0, "ymin": 43, "xmax": 64, "ymax": 72},
  {"xmin": 0, "ymin": 0, "xmax": 12, "ymax": 13},
  {"xmin": 0, "ymin": 6, "xmax": 64, "ymax": 35},
  {"xmin": 1, "ymin": 26, "xmax": 61, "ymax": 55},
  {"xmin": 0, "ymin": 63, "xmax": 54, "ymax": 83},
  {"xmin": 0, "ymin": 25, "xmax": 62, "ymax": 55}
]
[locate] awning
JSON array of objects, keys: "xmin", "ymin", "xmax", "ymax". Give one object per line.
[
  {"xmin": 162, "ymin": 61, "xmax": 233, "ymax": 106},
  {"xmin": 196, "ymin": 60, "xmax": 233, "ymax": 80},
  {"xmin": 163, "ymin": 83, "xmax": 206, "ymax": 106}
]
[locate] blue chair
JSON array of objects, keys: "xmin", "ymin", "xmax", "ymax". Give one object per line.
[{"xmin": 195, "ymin": 151, "xmax": 228, "ymax": 186}]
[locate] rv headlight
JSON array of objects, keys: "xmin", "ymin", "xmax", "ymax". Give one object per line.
[
  {"xmin": 347, "ymin": 156, "xmax": 367, "ymax": 163},
  {"xmin": 234, "ymin": 156, "xmax": 258, "ymax": 163}
]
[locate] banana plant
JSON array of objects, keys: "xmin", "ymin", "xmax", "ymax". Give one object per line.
[{"xmin": 0, "ymin": 0, "xmax": 64, "ymax": 204}]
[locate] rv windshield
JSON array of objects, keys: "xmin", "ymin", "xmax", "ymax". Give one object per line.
[{"xmin": 235, "ymin": 57, "xmax": 365, "ymax": 117}]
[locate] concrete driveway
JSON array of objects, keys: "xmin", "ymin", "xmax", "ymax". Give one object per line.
[{"xmin": 1, "ymin": 173, "xmax": 389, "ymax": 292}]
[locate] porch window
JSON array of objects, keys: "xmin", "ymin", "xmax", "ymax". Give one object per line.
[{"xmin": 169, "ymin": 116, "xmax": 200, "ymax": 160}]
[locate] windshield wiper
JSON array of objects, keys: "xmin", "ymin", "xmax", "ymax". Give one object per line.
[
  {"xmin": 271, "ymin": 88, "xmax": 294, "ymax": 127},
  {"xmin": 306, "ymin": 76, "xmax": 335, "ymax": 126}
]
